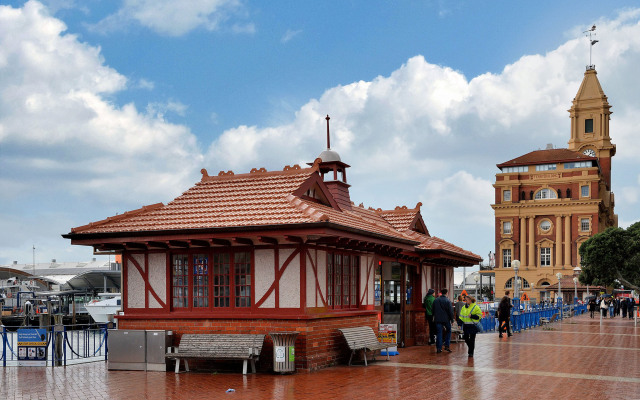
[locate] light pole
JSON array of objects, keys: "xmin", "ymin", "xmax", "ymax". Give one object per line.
[
  {"xmin": 573, "ymin": 277, "xmax": 578, "ymax": 303},
  {"xmin": 556, "ymin": 272, "xmax": 563, "ymax": 318},
  {"xmin": 511, "ymin": 260, "xmax": 521, "ymax": 301},
  {"xmin": 474, "ymin": 274, "xmax": 479, "ymax": 299}
]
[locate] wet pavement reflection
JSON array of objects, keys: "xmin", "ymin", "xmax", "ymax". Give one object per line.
[{"xmin": 2, "ymin": 314, "xmax": 639, "ymax": 399}]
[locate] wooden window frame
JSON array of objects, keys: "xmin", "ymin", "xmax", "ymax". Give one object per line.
[
  {"xmin": 170, "ymin": 249, "xmax": 253, "ymax": 311},
  {"xmin": 326, "ymin": 251, "xmax": 360, "ymax": 310}
]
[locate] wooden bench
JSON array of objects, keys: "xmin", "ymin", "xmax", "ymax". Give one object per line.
[
  {"xmin": 339, "ymin": 326, "xmax": 391, "ymax": 366},
  {"xmin": 451, "ymin": 326, "xmax": 464, "ymax": 343},
  {"xmin": 540, "ymin": 313, "xmax": 559, "ymax": 326},
  {"xmin": 165, "ymin": 334, "xmax": 265, "ymax": 374}
]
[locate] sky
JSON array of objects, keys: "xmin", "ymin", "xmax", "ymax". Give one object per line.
[{"xmin": 2, "ymin": 1, "xmax": 640, "ymax": 276}]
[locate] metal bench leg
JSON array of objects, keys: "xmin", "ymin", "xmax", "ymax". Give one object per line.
[
  {"xmin": 348, "ymin": 350, "xmax": 355, "ymax": 366},
  {"xmin": 363, "ymin": 350, "xmax": 368, "ymax": 367},
  {"xmin": 174, "ymin": 359, "xmax": 180, "ymax": 373},
  {"xmin": 385, "ymin": 349, "xmax": 390, "ymax": 361},
  {"xmin": 250, "ymin": 358, "xmax": 256, "ymax": 374},
  {"xmin": 242, "ymin": 360, "xmax": 248, "ymax": 375},
  {"xmin": 184, "ymin": 359, "xmax": 189, "ymax": 372}
]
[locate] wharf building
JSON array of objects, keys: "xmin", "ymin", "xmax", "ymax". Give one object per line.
[
  {"xmin": 64, "ymin": 123, "xmax": 480, "ymax": 371},
  {"xmin": 491, "ymin": 67, "xmax": 617, "ymax": 301}
]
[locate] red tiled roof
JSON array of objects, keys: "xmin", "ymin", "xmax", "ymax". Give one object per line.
[
  {"xmin": 403, "ymin": 230, "xmax": 481, "ymax": 260},
  {"xmin": 72, "ymin": 166, "xmax": 319, "ymax": 234},
  {"xmin": 497, "ymin": 148, "xmax": 596, "ymax": 168},
  {"xmin": 69, "ymin": 161, "xmax": 480, "ymax": 262}
]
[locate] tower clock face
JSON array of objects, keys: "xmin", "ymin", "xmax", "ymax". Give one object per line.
[{"xmin": 583, "ymin": 149, "xmax": 596, "ymax": 157}]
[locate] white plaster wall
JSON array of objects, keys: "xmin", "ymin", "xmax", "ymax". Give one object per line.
[
  {"xmin": 148, "ymin": 253, "xmax": 166, "ymax": 308},
  {"xmin": 306, "ymin": 250, "xmax": 316, "ymax": 308},
  {"xmin": 255, "ymin": 249, "xmax": 275, "ymax": 308},
  {"xmin": 421, "ymin": 264, "xmax": 427, "ymax": 295},
  {"xmin": 279, "ymin": 249, "xmax": 300, "ymax": 308},
  {"xmin": 127, "ymin": 254, "xmax": 145, "ymax": 308}
]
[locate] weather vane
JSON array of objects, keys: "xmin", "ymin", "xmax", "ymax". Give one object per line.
[{"xmin": 583, "ymin": 25, "xmax": 598, "ymax": 70}]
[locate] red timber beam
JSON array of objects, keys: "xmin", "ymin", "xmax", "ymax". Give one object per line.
[
  {"xmin": 258, "ymin": 236, "xmax": 279, "ymax": 245},
  {"xmin": 232, "ymin": 237, "xmax": 254, "ymax": 246}
]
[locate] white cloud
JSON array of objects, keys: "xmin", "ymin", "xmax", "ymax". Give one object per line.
[
  {"xmin": 90, "ymin": 0, "xmax": 250, "ymax": 37},
  {"xmin": 0, "ymin": 1, "xmax": 201, "ymax": 204},
  {"xmin": 204, "ymin": 10, "xmax": 640, "ymax": 258},
  {"xmin": 281, "ymin": 29, "xmax": 302, "ymax": 43}
]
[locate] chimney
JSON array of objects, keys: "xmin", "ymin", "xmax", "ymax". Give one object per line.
[{"xmin": 546, "ymin": 143, "xmax": 554, "ymax": 150}]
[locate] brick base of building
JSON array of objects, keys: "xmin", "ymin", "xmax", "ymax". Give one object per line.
[{"xmin": 118, "ymin": 313, "xmax": 379, "ymax": 372}]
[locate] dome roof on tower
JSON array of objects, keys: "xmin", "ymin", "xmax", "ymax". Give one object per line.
[{"xmin": 318, "ymin": 149, "xmax": 341, "ymax": 162}]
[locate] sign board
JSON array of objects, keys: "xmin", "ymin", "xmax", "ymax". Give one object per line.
[
  {"xmin": 275, "ymin": 346, "xmax": 295, "ymax": 363},
  {"xmin": 374, "ymin": 274, "xmax": 381, "ymax": 306},
  {"xmin": 17, "ymin": 328, "xmax": 48, "ymax": 367},
  {"xmin": 378, "ymin": 324, "xmax": 399, "ymax": 356}
]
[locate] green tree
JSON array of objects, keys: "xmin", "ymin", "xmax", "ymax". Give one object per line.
[{"xmin": 579, "ymin": 222, "xmax": 640, "ymax": 291}]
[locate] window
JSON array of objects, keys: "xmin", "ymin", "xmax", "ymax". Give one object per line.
[
  {"xmin": 585, "ymin": 118, "xmax": 594, "ymax": 133},
  {"xmin": 535, "ymin": 188, "xmax": 558, "ymax": 200},
  {"xmin": 171, "ymin": 250, "xmax": 252, "ymax": 310},
  {"xmin": 503, "ymin": 221, "xmax": 512, "ymax": 235},
  {"xmin": 540, "ymin": 220, "xmax": 551, "ymax": 232},
  {"xmin": 564, "ymin": 161, "xmax": 593, "ymax": 169},
  {"xmin": 581, "ymin": 218, "xmax": 590, "ymax": 232},
  {"xmin": 503, "ymin": 190, "xmax": 511, "ymax": 202},
  {"xmin": 540, "ymin": 247, "xmax": 551, "ymax": 266},
  {"xmin": 501, "ymin": 166, "xmax": 528, "ymax": 173},
  {"xmin": 327, "ymin": 252, "xmax": 359, "ymax": 309},
  {"xmin": 535, "ymin": 164, "xmax": 557, "ymax": 171},
  {"xmin": 505, "ymin": 277, "xmax": 530, "ymax": 289},
  {"xmin": 502, "ymin": 249, "xmax": 512, "ymax": 269},
  {"xmin": 172, "ymin": 254, "xmax": 189, "ymax": 308},
  {"xmin": 193, "ymin": 254, "xmax": 209, "ymax": 308},
  {"xmin": 581, "ymin": 185, "xmax": 589, "ymax": 197}
]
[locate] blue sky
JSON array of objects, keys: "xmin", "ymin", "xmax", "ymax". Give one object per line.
[{"xmin": 2, "ymin": 0, "xmax": 640, "ymax": 272}]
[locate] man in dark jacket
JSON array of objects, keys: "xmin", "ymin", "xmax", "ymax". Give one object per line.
[
  {"xmin": 498, "ymin": 290, "xmax": 513, "ymax": 338},
  {"xmin": 432, "ymin": 288, "xmax": 454, "ymax": 353},
  {"xmin": 423, "ymin": 289, "xmax": 436, "ymax": 345}
]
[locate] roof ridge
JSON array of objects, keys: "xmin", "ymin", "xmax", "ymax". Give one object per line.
[
  {"xmin": 285, "ymin": 194, "xmax": 329, "ymax": 222},
  {"xmin": 200, "ymin": 158, "xmax": 322, "ymax": 182}
]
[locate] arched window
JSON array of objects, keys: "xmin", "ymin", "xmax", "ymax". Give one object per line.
[
  {"xmin": 557, "ymin": 189, "xmax": 562, "ymax": 198},
  {"xmin": 566, "ymin": 188, "xmax": 571, "ymax": 198},
  {"xmin": 505, "ymin": 277, "xmax": 530, "ymax": 289},
  {"xmin": 521, "ymin": 191, "xmax": 525, "ymax": 201},
  {"xmin": 535, "ymin": 188, "xmax": 558, "ymax": 200},
  {"xmin": 540, "ymin": 281, "xmax": 550, "ymax": 286}
]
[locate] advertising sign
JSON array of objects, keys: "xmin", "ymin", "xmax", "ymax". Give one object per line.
[
  {"xmin": 374, "ymin": 275, "xmax": 381, "ymax": 306},
  {"xmin": 378, "ymin": 324, "xmax": 399, "ymax": 356},
  {"xmin": 17, "ymin": 328, "xmax": 48, "ymax": 367}
]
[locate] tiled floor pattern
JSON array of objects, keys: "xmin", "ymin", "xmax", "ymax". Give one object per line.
[{"xmin": 2, "ymin": 314, "xmax": 639, "ymax": 399}]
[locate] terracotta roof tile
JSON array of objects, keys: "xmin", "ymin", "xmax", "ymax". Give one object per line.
[
  {"xmin": 69, "ymin": 162, "xmax": 479, "ymax": 262},
  {"xmin": 497, "ymin": 148, "xmax": 596, "ymax": 168}
]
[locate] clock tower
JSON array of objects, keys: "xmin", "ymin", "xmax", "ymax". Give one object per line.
[{"xmin": 567, "ymin": 68, "xmax": 616, "ymax": 189}]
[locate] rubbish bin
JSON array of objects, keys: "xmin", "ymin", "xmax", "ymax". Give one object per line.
[{"xmin": 269, "ymin": 332, "xmax": 298, "ymax": 373}]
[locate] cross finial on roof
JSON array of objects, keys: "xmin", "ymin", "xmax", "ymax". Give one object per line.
[{"xmin": 325, "ymin": 114, "xmax": 331, "ymax": 149}]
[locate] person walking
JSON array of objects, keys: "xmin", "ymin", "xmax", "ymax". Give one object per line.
[
  {"xmin": 588, "ymin": 297, "xmax": 597, "ymax": 318},
  {"xmin": 432, "ymin": 288, "xmax": 454, "ymax": 354},
  {"xmin": 629, "ymin": 297, "xmax": 635, "ymax": 319},
  {"xmin": 621, "ymin": 298, "xmax": 628, "ymax": 318},
  {"xmin": 459, "ymin": 295, "xmax": 483, "ymax": 358},
  {"xmin": 454, "ymin": 295, "xmax": 465, "ymax": 328},
  {"xmin": 497, "ymin": 290, "xmax": 513, "ymax": 338},
  {"xmin": 600, "ymin": 296, "xmax": 608, "ymax": 318},
  {"xmin": 423, "ymin": 289, "xmax": 436, "ymax": 345}
]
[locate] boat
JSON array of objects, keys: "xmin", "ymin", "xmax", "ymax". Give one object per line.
[{"xmin": 84, "ymin": 293, "xmax": 121, "ymax": 324}]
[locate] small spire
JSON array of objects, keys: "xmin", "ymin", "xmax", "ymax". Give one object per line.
[{"xmin": 325, "ymin": 114, "xmax": 331, "ymax": 149}]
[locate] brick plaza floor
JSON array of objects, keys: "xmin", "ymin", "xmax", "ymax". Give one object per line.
[{"xmin": 2, "ymin": 313, "xmax": 639, "ymax": 399}]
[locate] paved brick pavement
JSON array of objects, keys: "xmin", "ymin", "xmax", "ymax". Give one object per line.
[{"xmin": 2, "ymin": 313, "xmax": 639, "ymax": 399}]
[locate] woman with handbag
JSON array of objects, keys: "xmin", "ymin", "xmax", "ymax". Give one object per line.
[{"xmin": 459, "ymin": 295, "xmax": 483, "ymax": 358}]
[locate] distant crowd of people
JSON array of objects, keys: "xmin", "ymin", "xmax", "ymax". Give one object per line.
[
  {"xmin": 588, "ymin": 296, "xmax": 636, "ymax": 319},
  {"xmin": 423, "ymin": 289, "xmax": 637, "ymax": 358}
]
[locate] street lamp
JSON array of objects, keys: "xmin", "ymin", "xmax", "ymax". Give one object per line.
[
  {"xmin": 474, "ymin": 274, "xmax": 479, "ymax": 299},
  {"xmin": 573, "ymin": 277, "xmax": 578, "ymax": 302},
  {"xmin": 511, "ymin": 260, "xmax": 521, "ymax": 300},
  {"xmin": 556, "ymin": 272, "xmax": 563, "ymax": 305}
]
